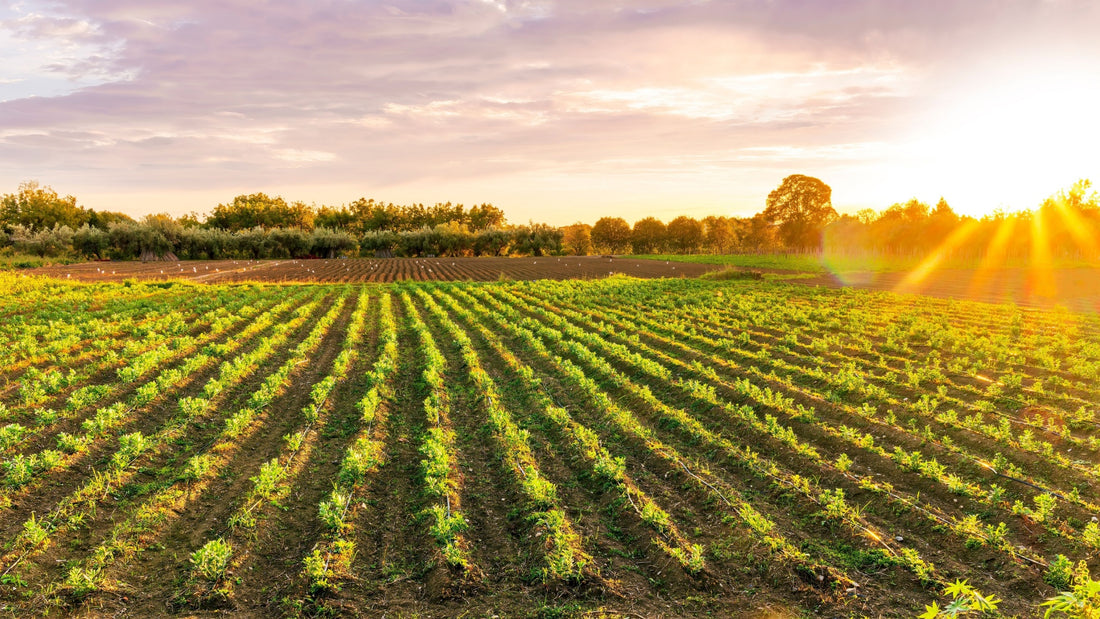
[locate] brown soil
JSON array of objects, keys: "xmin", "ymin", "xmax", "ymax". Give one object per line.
[
  {"xmin": 27, "ymin": 256, "xmax": 720, "ymax": 284},
  {"xmin": 28, "ymin": 258, "xmax": 1100, "ymax": 313}
]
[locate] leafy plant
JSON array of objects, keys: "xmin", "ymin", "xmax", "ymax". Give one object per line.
[
  {"xmin": 190, "ymin": 538, "xmax": 233, "ymax": 582},
  {"xmin": 1046, "ymin": 555, "xmax": 1075, "ymax": 590},
  {"xmin": 1041, "ymin": 560, "xmax": 1100, "ymax": 618},
  {"xmin": 919, "ymin": 579, "xmax": 1001, "ymax": 618}
]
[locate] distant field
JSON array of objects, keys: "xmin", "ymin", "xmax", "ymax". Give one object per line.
[
  {"xmin": 26, "ymin": 255, "xmax": 721, "ymax": 283},
  {"xmin": 631, "ymin": 253, "xmax": 837, "ymax": 272},
  {"xmin": 633, "ymin": 253, "xmax": 1100, "ymax": 274},
  {"xmin": 1, "ymin": 274, "xmax": 1097, "ymax": 616},
  {"xmin": 637, "ymin": 254, "xmax": 1100, "ymax": 312}
]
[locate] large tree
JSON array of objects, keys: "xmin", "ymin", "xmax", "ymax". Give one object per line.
[
  {"xmin": 666, "ymin": 215, "xmax": 704, "ymax": 253},
  {"xmin": 467, "ymin": 203, "xmax": 506, "ymax": 229},
  {"xmin": 630, "ymin": 217, "xmax": 667, "ymax": 254},
  {"xmin": 762, "ymin": 174, "xmax": 837, "ymax": 250},
  {"xmin": 590, "ymin": 216, "xmax": 632, "ymax": 254},
  {"xmin": 206, "ymin": 193, "xmax": 314, "ymax": 230},
  {"xmin": 702, "ymin": 215, "xmax": 736, "ymax": 253},
  {"xmin": 0, "ymin": 181, "xmax": 90, "ymax": 232},
  {"xmin": 561, "ymin": 223, "xmax": 593, "ymax": 256}
]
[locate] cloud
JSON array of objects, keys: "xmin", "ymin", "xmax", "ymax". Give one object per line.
[{"xmin": 0, "ymin": 0, "xmax": 1097, "ymax": 219}]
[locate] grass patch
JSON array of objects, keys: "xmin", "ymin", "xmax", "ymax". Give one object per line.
[
  {"xmin": 699, "ymin": 267, "xmax": 763, "ymax": 281},
  {"xmin": 0, "ymin": 251, "xmax": 81, "ymax": 270}
]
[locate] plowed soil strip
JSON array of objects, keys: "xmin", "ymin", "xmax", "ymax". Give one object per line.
[
  {"xmin": 346, "ymin": 300, "xmax": 436, "ymax": 605},
  {"xmin": 30, "ymin": 257, "xmax": 722, "ymax": 283},
  {"xmin": 228, "ymin": 293, "xmax": 379, "ymax": 613}
]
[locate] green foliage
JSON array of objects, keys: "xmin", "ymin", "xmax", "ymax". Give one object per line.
[
  {"xmin": 761, "ymin": 174, "xmax": 836, "ymax": 250},
  {"xmin": 699, "ymin": 266, "xmax": 764, "ymax": 281},
  {"xmin": 206, "ymin": 193, "xmax": 314, "ymax": 231},
  {"xmin": 1, "ymin": 181, "xmax": 89, "ymax": 232},
  {"xmin": 304, "ymin": 540, "xmax": 355, "ymax": 592},
  {"xmin": 1042, "ymin": 561, "xmax": 1100, "ymax": 618},
  {"xmin": 190, "ymin": 538, "xmax": 233, "ymax": 581},
  {"xmin": 631, "ymin": 217, "xmax": 667, "ymax": 254},
  {"xmin": 427, "ymin": 504, "xmax": 469, "ymax": 568},
  {"xmin": 1046, "ymin": 555, "xmax": 1076, "ymax": 590},
  {"xmin": 919, "ymin": 579, "xmax": 1001, "ymax": 618},
  {"xmin": 666, "ymin": 215, "xmax": 705, "ymax": 254},
  {"xmin": 591, "ymin": 216, "xmax": 632, "ymax": 254},
  {"xmin": 319, "ymin": 487, "xmax": 351, "ymax": 533}
]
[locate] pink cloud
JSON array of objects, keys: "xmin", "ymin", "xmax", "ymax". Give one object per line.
[{"xmin": 1, "ymin": 0, "xmax": 1097, "ymax": 221}]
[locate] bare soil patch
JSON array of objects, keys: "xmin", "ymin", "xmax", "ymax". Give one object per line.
[{"xmin": 28, "ymin": 256, "xmax": 721, "ymax": 284}]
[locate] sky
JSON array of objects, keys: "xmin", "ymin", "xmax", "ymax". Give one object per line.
[{"xmin": 1, "ymin": 0, "xmax": 1099, "ymax": 226}]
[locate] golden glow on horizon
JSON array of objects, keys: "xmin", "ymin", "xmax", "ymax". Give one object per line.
[
  {"xmin": 895, "ymin": 220, "xmax": 980, "ymax": 291},
  {"xmin": 1049, "ymin": 192, "xmax": 1100, "ymax": 258},
  {"xmin": 885, "ymin": 72, "xmax": 1100, "ymax": 218},
  {"xmin": 1028, "ymin": 206, "xmax": 1056, "ymax": 298},
  {"xmin": 967, "ymin": 216, "xmax": 1018, "ymax": 299},
  {"xmin": 886, "ymin": 191, "xmax": 1097, "ymax": 305}
]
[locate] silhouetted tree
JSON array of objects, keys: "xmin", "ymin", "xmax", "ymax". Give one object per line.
[{"xmin": 762, "ymin": 174, "xmax": 837, "ymax": 250}]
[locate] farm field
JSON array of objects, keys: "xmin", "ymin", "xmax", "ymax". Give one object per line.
[
  {"xmin": 26, "ymin": 256, "xmax": 721, "ymax": 284},
  {"xmin": 637, "ymin": 254, "xmax": 1100, "ymax": 313},
  {"xmin": 1, "ymin": 274, "xmax": 1099, "ymax": 617}
]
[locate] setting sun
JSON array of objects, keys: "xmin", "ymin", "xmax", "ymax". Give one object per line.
[
  {"xmin": 3, "ymin": 2, "xmax": 1097, "ymax": 221},
  {"xmin": 886, "ymin": 70, "xmax": 1100, "ymax": 217}
]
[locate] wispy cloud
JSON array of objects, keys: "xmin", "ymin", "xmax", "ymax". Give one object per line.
[{"xmin": 0, "ymin": 0, "xmax": 1097, "ymax": 221}]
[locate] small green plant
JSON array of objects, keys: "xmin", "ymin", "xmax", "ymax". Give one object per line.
[
  {"xmin": 64, "ymin": 566, "xmax": 99, "ymax": 598},
  {"xmin": 919, "ymin": 579, "xmax": 1001, "ymax": 618},
  {"xmin": 22, "ymin": 513, "xmax": 50, "ymax": 548},
  {"xmin": 182, "ymin": 454, "xmax": 216, "ymax": 481},
  {"xmin": 304, "ymin": 540, "xmax": 355, "ymax": 592},
  {"xmin": 639, "ymin": 500, "xmax": 673, "ymax": 534},
  {"xmin": 3, "ymin": 454, "xmax": 34, "ymax": 488},
  {"xmin": 318, "ymin": 487, "xmax": 351, "ymax": 533},
  {"xmin": 836, "ymin": 453, "xmax": 853, "ymax": 472},
  {"xmin": 190, "ymin": 538, "xmax": 233, "ymax": 582},
  {"xmin": 1041, "ymin": 560, "xmax": 1100, "ymax": 618},
  {"xmin": 0, "ymin": 423, "xmax": 26, "ymax": 450},
  {"xmin": 56, "ymin": 431, "xmax": 91, "ymax": 453},
  {"xmin": 819, "ymin": 488, "xmax": 851, "ymax": 523},
  {"xmin": 669, "ymin": 543, "xmax": 705, "ymax": 573},
  {"xmin": 1034, "ymin": 493, "xmax": 1058, "ymax": 523},
  {"xmin": 1046, "ymin": 554, "xmax": 1075, "ymax": 590}
]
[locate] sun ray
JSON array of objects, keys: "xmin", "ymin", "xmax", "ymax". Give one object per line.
[
  {"xmin": 1027, "ymin": 206, "xmax": 1057, "ymax": 300},
  {"xmin": 893, "ymin": 219, "xmax": 980, "ymax": 294},
  {"xmin": 967, "ymin": 216, "xmax": 1018, "ymax": 300},
  {"xmin": 1047, "ymin": 195, "xmax": 1100, "ymax": 260}
]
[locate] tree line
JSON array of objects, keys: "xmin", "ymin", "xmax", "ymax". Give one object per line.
[
  {"xmin": 569, "ymin": 175, "xmax": 1100, "ymax": 261},
  {"xmin": 3, "ymin": 176, "xmax": 1098, "ymax": 262},
  {"xmin": 0, "ymin": 183, "xmax": 561, "ymax": 260}
]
